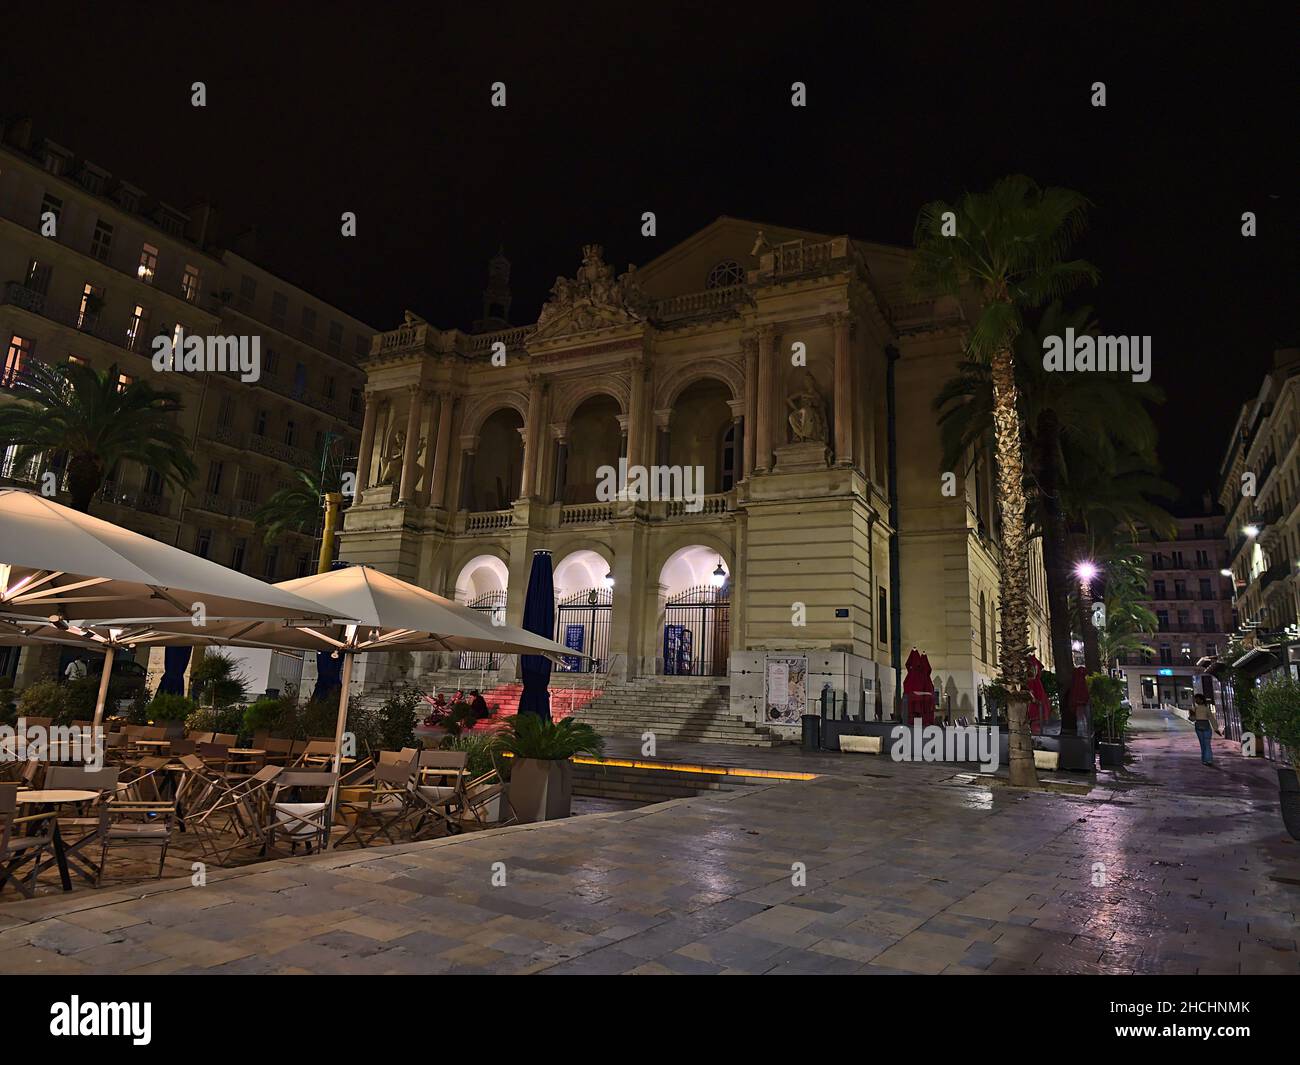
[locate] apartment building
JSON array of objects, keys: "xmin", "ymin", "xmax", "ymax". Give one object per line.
[{"xmin": 0, "ymin": 116, "xmax": 375, "ymax": 684}]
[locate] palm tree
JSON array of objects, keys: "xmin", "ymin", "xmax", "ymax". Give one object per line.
[
  {"xmin": 0, "ymin": 360, "xmax": 195, "ymax": 512},
  {"xmin": 914, "ymin": 178, "xmax": 1097, "ymax": 785},
  {"xmin": 253, "ymin": 467, "xmax": 328, "ymax": 545},
  {"xmin": 189, "ymin": 650, "xmax": 250, "ymax": 710},
  {"xmin": 935, "ymin": 302, "xmax": 1167, "ymax": 732},
  {"xmin": 1095, "ymin": 554, "xmax": 1158, "ymax": 672}
]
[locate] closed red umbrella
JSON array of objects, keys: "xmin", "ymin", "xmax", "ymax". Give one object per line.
[{"xmin": 903, "ymin": 647, "xmax": 934, "ymax": 726}]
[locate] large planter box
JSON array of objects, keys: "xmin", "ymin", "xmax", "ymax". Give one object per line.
[
  {"xmin": 1098, "ymin": 741, "xmax": 1124, "ymax": 768},
  {"xmin": 508, "ymin": 758, "xmax": 573, "ymax": 823}
]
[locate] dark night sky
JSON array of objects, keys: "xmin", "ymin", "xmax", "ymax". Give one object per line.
[{"xmin": 3, "ymin": 2, "xmax": 1294, "ymax": 512}]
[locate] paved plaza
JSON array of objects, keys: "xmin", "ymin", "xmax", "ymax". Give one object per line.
[{"xmin": 0, "ymin": 707, "xmax": 1296, "ymax": 975}]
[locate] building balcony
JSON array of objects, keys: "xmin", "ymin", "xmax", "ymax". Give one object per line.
[{"xmin": 454, "ymin": 492, "xmax": 734, "ymax": 535}]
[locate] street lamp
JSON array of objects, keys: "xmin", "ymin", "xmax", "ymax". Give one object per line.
[
  {"xmin": 1244, "ymin": 524, "xmax": 1260, "ymax": 538},
  {"xmin": 710, "ymin": 560, "xmax": 727, "ymax": 588},
  {"xmin": 602, "ymin": 571, "xmax": 614, "ymax": 589}
]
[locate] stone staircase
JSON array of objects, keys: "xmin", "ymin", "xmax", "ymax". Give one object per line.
[{"xmin": 575, "ymin": 677, "xmax": 779, "ymax": 747}]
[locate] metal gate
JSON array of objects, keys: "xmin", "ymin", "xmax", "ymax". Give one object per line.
[
  {"xmin": 662, "ymin": 584, "xmax": 730, "ymax": 676},
  {"xmin": 459, "ymin": 590, "xmax": 507, "ymax": 670},
  {"xmin": 554, "ymin": 587, "xmax": 612, "ymax": 673}
]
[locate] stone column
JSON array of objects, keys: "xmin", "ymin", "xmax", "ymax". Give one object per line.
[
  {"xmin": 457, "ymin": 439, "xmax": 477, "ymax": 512},
  {"xmin": 551, "ymin": 428, "xmax": 569, "ymax": 504},
  {"xmin": 727, "ymin": 398, "xmax": 745, "ymax": 488},
  {"xmin": 520, "ymin": 378, "xmax": 546, "ymax": 499},
  {"xmin": 741, "ymin": 336, "xmax": 757, "ymax": 480},
  {"xmin": 616, "ymin": 414, "xmax": 629, "ymax": 462},
  {"xmin": 355, "ymin": 391, "xmax": 379, "ymax": 492},
  {"xmin": 754, "ymin": 325, "xmax": 777, "ymax": 472},
  {"xmin": 429, "ymin": 391, "xmax": 455, "ymax": 509},
  {"xmin": 397, "ymin": 386, "xmax": 422, "ymax": 504},
  {"xmin": 421, "ymin": 389, "xmax": 439, "ymax": 504},
  {"xmin": 832, "ymin": 312, "xmax": 853, "ymax": 467},
  {"xmin": 654, "ymin": 408, "xmax": 672, "ymax": 467},
  {"xmin": 626, "ymin": 361, "xmax": 648, "ymax": 471}
]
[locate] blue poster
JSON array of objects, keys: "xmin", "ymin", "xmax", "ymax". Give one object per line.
[
  {"xmin": 664, "ymin": 625, "xmax": 694, "ymax": 675},
  {"xmin": 561, "ymin": 624, "xmax": 584, "ymax": 672}
]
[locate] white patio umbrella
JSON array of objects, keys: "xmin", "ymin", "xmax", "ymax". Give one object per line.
[
  {"xmin": 139, "ymin": 565, "xmax": 580, "ymax": 782},
  {"xmin": 0, "ymin": 489, "xmax": 347, "ymax": 731}
]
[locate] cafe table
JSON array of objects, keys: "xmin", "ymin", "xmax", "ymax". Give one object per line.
[{"xmin": 16, "ymin": 790, "xmax": 99, "ymax": 891}]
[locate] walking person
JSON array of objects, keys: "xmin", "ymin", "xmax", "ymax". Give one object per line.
[{"xmin": 1191, "ymin": 694, "xmax": 1222, "ymax": 765}]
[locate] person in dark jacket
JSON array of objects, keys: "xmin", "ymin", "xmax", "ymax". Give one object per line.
[{"xmin": 469, "ymin": 690, "xmax": 491, "ymax": 720}]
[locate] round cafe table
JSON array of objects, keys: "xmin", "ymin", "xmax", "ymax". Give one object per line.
[{"xmin": 17, "ymin": 790, "xmax": 100, "ymax": 891}]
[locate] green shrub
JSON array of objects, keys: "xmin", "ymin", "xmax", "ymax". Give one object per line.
[
  {"xmin": 243, "ymin": 694, "xmax": 291, "ymax": 736},
  {"xmin": 375, "ymin": 685, "xmax": 420, "ymax": 751},
  {"xmin": 496, "ymin": 714, "xmax": 603, "ymax": 761},
  {"xmin": 17, "ymin": 680, "xmax": 69, "ymax": 721},
  {"xmin": 1088, "ymin": 672, "xmax": 1128, "ymax": 740},
  {"xmin": 186, "ymin": 704, "xmax": 246, "ymax": 736},
  {"xmin": 147, "ymin": 691, "xmax": 196, "ymax": 722},
  {"xmin": 1253, "ymin": 675, "xmax": 1300, "ymax": 754},
  {"xmin": 439, "ymin": 732, "xmax": 502, "ymax": 778}
]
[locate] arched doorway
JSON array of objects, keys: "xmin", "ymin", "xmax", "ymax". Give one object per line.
[
  {"xmin": 659, "ymin": 545, "xmax": 730, "ymax": 676},
  {"xmin": 554, "ymin": 549, "xmax": 613, "ymax": 673},
  {"xmin": 470, "ymin": 408, "xmax": 524, "ymax": 511},
  {"xmin": 454, "ymin": 553, "xmax": 509, "ymax": 669}
]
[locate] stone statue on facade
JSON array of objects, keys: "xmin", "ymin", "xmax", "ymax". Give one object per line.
[
  {"xmin": 535, "ymin": 244, "xmax": 648, "ymax": 338},
  {"xmin": 787, "ymin": 378, "xmax": 828, "ymax": 444},
  {"xmin": 376, "ymin": 427, "xmax": 426, "ymax": 487}
]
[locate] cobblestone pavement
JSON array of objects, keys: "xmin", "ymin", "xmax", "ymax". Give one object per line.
[{"xmin": 1, "ymin": 706, "xmax": 1295, "ymax": 975}]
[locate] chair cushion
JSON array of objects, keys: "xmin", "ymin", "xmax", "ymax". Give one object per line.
[
  {"xmin": 275, "ymin": 802, "xmax": 327, "ymax": 837},
  {"xmin": 107, "ymin": 824, "xmax": 170, "ymax": 838}
]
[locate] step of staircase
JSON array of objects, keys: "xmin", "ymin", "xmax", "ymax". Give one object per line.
[
  {"xmin": 574, "ymin": 678, "xmax": 778, "ymax": 747},
  {"xmin": 571, "ymin": 761, "xmax": 788, "ymax": 802}
]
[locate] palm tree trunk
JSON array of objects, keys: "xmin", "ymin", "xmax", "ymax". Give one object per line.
[
  {"xmin": 989, "ymin": 346, "xmax": 1037, "ymax": 787},
  {"xmin": 66, "ymin": 454, "xmax": 102, "ymax": 513},
  {"xmin": 1034, "ymin": 411, "xmax": 1077, "ymax": 734}
]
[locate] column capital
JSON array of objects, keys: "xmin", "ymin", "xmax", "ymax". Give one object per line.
[
  {"xmin": 653, "ymin": 407, "xmax": 673, "ymax": 431},
  {"xmin": 727, "ymin": 398, "xmax": 745, "ymax": 420},
  {"xmin": 740, "ymin": 334, "xmax": 759, "ymax": 356},
  {"xmin": 549, "ymin": 422, "xmax": 570, "ymax": 442}
]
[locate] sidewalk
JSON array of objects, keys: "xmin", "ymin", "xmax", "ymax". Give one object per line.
[{"xmin": 0, "ymin": 716, "xmax": 1295, "ymax": 974}]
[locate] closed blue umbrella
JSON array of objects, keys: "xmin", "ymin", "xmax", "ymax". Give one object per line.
[
  {"xmin": 517, "ymin": 550, "xmax": 554, "ymax": 722},
  {"xmin": 158, "ymin": 646, "xmax": 191, "ymax": 695},
  {"xmin": 312, "ymin": 650, "xmax": 342, "ymax": 702}
]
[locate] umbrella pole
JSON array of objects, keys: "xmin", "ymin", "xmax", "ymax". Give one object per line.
[
  {"xmin": 326, "ymin": 651, "xmax": 354, "ymax": 849},
  {"xmin": 90, "ymin": 647, "xmax": 115, "ymax": 738}
]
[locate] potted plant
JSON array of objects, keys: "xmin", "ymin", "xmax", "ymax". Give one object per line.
[
  {"xmin": 498, "ymin": 714, "xmax": 603, "ymax": 823},
  {"xmin": 1252, "ymin": 674, "xmax": 1300, "ymax": 839},
  {"xmin": 1089, "ymin": 673, "xmax": 1128, "ymax": 768}
]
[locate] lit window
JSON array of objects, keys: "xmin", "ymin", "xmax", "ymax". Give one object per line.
[
  {"xmin": 77, "ymin": 282, "xmax": 104, "ymax": 330},
  {"xmin": 137, "ymin": 243, "xmax": 159, "ymax": 283},
  {"xmin": 181, "ymin": 265, "xmax": 201, "ymax": 303},
  {"xmin": 125, "ymin": 305, "xmax": 150, "ymax": 352},
  {"xmin": 3, "ymin": 335, "xmax": 33, "ymax": 388}
]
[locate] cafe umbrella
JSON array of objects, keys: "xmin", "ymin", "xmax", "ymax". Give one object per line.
[
  {"xmin": 138, "ymin": 565, "xmax": 581, "ymax": 781},
  {"xmin": 0, "ymin": 489, "xmax": 344, "ymax": 731}
]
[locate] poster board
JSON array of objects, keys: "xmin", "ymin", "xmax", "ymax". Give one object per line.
[{"xmin": 764, "ymin": 654, "xmax": 807, "ymax": 725}]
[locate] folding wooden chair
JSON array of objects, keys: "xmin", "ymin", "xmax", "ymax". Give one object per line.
[
  {"xmin": 335, "ymin": 753, "xmax": 418, "ymax": 848},
  {"xmin": 455, "ymin": 757, "xmax": 518, "ymax": 831},
  {"xmin": 188, "ymin": 765, "xmax": 282, "ymax": 864},
  {"xmin": 410, "ymin": 751, "xmax": 470, "ymax": 838},
  {"xmin": 263, "ymin": 771, "xmax": 339, "ymax": 856},
  {"xmin": 0, "ymin": 785, "xmax": 56, "ymax": 899},
  {"xmin": 94, "ymin": 795, "xmax": 176, "ymax": 885}
]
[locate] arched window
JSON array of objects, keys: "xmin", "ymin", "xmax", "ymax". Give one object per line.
[{"xmin": 705, "ymin": 259, "xmax": 745, "ymax": 289}]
